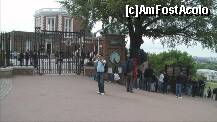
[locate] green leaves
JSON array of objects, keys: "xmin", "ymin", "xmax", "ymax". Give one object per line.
[
  {"xmin": 60, "ymin": 0, "xmax": 217, "ymax": 54},
  {"xmin": 149, "ymin": 50, "xmax": 196, "ymax": 75}
]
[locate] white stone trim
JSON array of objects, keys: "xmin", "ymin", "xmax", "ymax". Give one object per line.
[
  {"xmin": 58, "ymin": 15, "xmax": 62, "ymax": 31},
  {"xmin": 41, "ymin": 16, "xmax": 44, "ymax": 30}
]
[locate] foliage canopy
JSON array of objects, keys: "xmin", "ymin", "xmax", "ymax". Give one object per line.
[
  {"xmin": 149, "ymin": 50, "xmax": 196, "ymax": 75},
  {"xmin": 60, "ymin": 0, "xmax": 217, "ymax": 57}
]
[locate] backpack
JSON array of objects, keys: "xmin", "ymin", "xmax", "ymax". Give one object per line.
[{"xmin": 104, "ymin": 63, "xmax": 108, "ymax": 73}]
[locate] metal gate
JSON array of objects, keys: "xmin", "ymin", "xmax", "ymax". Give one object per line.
[
  {"xmin": 35, "ymin": 27, "xmax": 85, "ymax": 75},
  {"xmin": 0, "ymin": 32, "xmax": 10, "ymax": 68}
]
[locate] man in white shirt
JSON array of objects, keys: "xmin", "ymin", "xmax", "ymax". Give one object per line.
[{"xmin": 159, "ymin": 72, "xmax": 164, "ymax": 93}]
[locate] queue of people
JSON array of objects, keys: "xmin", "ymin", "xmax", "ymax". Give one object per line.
[
  {"xmin": 93, "ymin": 55, "xmax": 217, "ymax": 101},
  {"xmin": 18, "ymin": 50, "xmax": 38, "ymax": 68}
]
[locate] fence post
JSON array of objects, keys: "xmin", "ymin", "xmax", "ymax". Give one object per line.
[{"xmin": 6, "ymin": 33, "xmax": 10, "ymax": 67}]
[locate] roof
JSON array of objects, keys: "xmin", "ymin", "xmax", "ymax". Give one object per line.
[
  {"xmin": 197, "ymin": 69, "xmax": 217, "ymax": 73},
  {"xmin": 34, "ymin": 8, "xmax": 69, "ymax": 17}
]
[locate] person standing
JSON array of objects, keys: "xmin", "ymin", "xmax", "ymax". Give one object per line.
[
  {"xmin": 144, "ymin": 64, "xmax": 154, "ymax": 92},
  {"xmin": 112, "ymin": 59, "xmax": 119, "ymax": 83},
  {"xmin": 186, "ymin": 76, "xmax": 193, "ymax": 96},
  {"xmin": 126, "ymin": 57, "xmax": 134, "ymax": 93},
  {"xmin": 25, "ymin": 50, "xmax": 30, "ymax": 66},
  {"xmin": 207, "ymin": 87, "xmax": 212, "ymax": 98},
  {"xmin": 55, "ymin": 51, "xmax": 59, "ymax": 64},
  {"xmin": 121, "ymin": 60, "xmax": 127, "ymax": 85},
  {"xmin": 30, "ymin": 50, "xmax": 34, "ymax": 65},
  {"xmin": 95, "ymin": 55, "xmax": 106, "ymax": 95},
  {"xmin": 33, "ymin": 51, "xmax": 38, "ymax": 69},
  {"xmin": 163, "ymin": 72, "xmax": 169, "ymax": 93},
  {"xmin": 139, "ymin": 63, "xmax": 146, "ymax": 90},
  {"xmin": 158, "ymin": 72, "xmax": 164, "ymax": 93},
  {"xmin": 213, "ymin": 88, "xmax": 217, "ymax": 101},
  {"xmin": 176, "ymin": 72, "xmax": 185, "ymax": 98},
  {"xmin": 18, "ymin": 52, "xmax": 24, "ymax": 66},
  {"xmin": 133, "ymin": 58, "xmax": 138, "ymax": 89}
]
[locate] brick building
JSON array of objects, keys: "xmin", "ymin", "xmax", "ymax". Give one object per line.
[
  {"xmin": 33, "ymin": 8, "xmax": 99, "ymax": 56},
  {"xmin": 34, "ymin": 8, "xmax": 81, "ymax": 32}
]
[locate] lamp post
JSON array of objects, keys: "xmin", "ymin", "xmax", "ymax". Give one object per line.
[
  {"xmin": 94, "ymin": 23, "xmax": 111, "ymax": 55},
  {"xmin": 95, "ymin": 30, "xmax": 102, "ymax": 55}
]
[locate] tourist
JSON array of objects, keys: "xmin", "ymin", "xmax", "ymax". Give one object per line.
[
  {"xmin": 213, "ymin": 88, "xmax": 217, "ymax": 101},
  {"xmin": 176, "ymin": 72, "xmax": 185, "ymax": 98},
  {"xmin": 33, "ymin": 51, "xmax": 38, "ymax": 69},
  {"xmin": 25, "ymin": 50, "xmax": 30, "ymax": 66},
  {"xmin": 30, "ymin": 50, "xmax": 34, "ymax": 65},
  {"xmin": 207, "ymin": 87, "xmax": 212, "ymax": 98},
  {"xmin": 140, "ymin": 63, "xmax": 146, "ymax": 90},
  {"xmin": 94, "ymin": 55, "xmax": 106, "ymax": 95},
  {"xmin": 54, "ymin": 51, "xmax": 59, "ymax": 64},
  {"xmin": 144, "ymin": 64, "xmax": 154, "ymax": 92},
  {"xmin": 18, "ymin": 52, "xmax": 24, "ymax": 66},
  {"xmin": 138, "ymin": 69, "xmax": 143, "ymax": 90},
  {"xmin": 112, "ymin": 59, "xmax": 119, "ymax": 83},
  {"xmin": 133, "ymin": 58, "xmax": 138, "ymax": 89},
  {"xmin": 198, "ymin": 78, "xmax": 206, "ymax": 97},
  {"xmin": 121, "ymin": 60, "xmax": 127, "ymax": 85},
  {"xmin": 186, "ymin": 77, "xmax": 193, "ymax": 96},
  {"xmin": 153, "ymin": 74, "xmax": 158, "ymax": 92},
  {"xmin": 126, "ymin": 57, "xmax": 134, "ymax": 93},
  {"xmin": 163, "ymin": 72, "xmax": 169, "ymax": 93},
  {"xmin": 192, "ymin": 81, "xmax": 197, "ymax": 97},
  {"xmin": 158, "ymin": 71, "xmax": 164, "ymax": 93}
]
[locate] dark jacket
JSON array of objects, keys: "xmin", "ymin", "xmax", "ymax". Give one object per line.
[
  {"xmin": 144, "ymin": 68, "xmax": 154, "ymax": 78},
  {"xmin": 126, "ymin": 58, "xmax": 133, "ymax": 73},
  {"xmin": 176, "ymin": 74, "xmax": 186, "ymax": 84}
]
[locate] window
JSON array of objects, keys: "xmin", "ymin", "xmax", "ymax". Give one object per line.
[
  {"xmin": 46, "ymin": 17, "xmax": 55, "ymax": 31},
  {"xmin": 64, "ymin": 18, "xmax": 72, "ymax": 38},
  {"xmin": 64, "ymin": 18, "xmax": 72, "ymax": 32},
  {"xmin": 35, "ymin": 18, "xmax": 41, "ymax": 27},
  {"xmin": 25, "ymin": 40, "xmax": 31, "ymax": 51}
]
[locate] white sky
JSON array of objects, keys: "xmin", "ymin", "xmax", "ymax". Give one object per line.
[{"xmin": 1, "ymin": 0, "xmax": 217, "ymax": 58}]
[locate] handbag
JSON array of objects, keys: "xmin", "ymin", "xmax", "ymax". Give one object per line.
[{"xmin": 114, "ymin": 73, "xmax": 120, "ymax": 81}]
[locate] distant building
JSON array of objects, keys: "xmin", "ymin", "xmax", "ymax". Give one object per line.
[
  {"xmin": 34, "ymin": 8, "xmax": 81, "ymax": 32},
  {"xmin": 4, "ymin": 8, "xmax": 100, "ymax": 58},
  {"xmin": 209, "ymin": 57, "xmax": 217, "ymax": 62},
  {"xmin": 197, "ymin": 69, "xmax": 217, "ymax": 81},
  {"xmin": 194, "ymin": 56, "xmax": 217, "ymax": 63}
]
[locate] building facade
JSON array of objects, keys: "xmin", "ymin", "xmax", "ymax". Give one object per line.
[
  {"xmin": 33, "ymin": 8, "xmax": 87, "ymax": 55},
  {"xmin": 34, "ymin": 8, "xmax": 81, "ymax": 32}
]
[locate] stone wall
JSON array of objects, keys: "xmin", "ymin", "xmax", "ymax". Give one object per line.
[
  {"xmin": 0, "ymin": 66, "xmax": 34, "ymax": 78},
  {"xmin": 13, "ymin": 66, "xmax": 34, "ymax": 76},
  {"xmin": 0, "ymin": 67, "xmax": 13, "ymax": 78}
]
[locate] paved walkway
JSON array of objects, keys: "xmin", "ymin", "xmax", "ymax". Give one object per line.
[
  {"xmin": 0, "ymin": 75, "xmax": 217, "ymax": 121},
  {"xmin": 0, "ymin": 79, "xmax": 12, "ymax": 100}
]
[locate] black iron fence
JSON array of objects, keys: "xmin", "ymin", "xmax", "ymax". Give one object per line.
[
  {"xmin": 0, "ymin": 32, "xmax": 10, "ymax": 67},
  {"xmin": 0, "ymin": 29, "xmax": 96, "ymax": 75}
]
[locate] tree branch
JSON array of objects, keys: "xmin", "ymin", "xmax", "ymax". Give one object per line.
[{"xmin": 142, "ymin": 16, "xmax": 161, "ymax": 30}]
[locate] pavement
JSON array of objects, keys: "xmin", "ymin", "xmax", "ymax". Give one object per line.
[
  {"xmin": 0, "ymin": 79, "xmax": 12, "ymax": 100},
  {"xmin": 0, "ymin": 75, "xmax": 217, "ymax": 122}
]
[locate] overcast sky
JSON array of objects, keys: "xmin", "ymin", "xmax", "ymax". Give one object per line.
[{"xmin": 1, "ymin": 0, "xmax": 217, "ymax": 58}]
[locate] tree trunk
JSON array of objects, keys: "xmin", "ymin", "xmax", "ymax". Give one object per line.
[
  {"xmin": 127, "ymin": 18, "xmax": 143, "ymax": 59},
  {"xmin": 129, "ymin": 33, "xmax": 143, "ymax": 58}
]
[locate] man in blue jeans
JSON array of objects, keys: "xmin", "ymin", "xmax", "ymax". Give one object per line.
[
  {"xmin": 94, "ymin": 55, "xmax": 106, "ymax": 95},
  {"xmin": 176, "ymin": 72, "xmax": 185, "ymax": 98}
]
